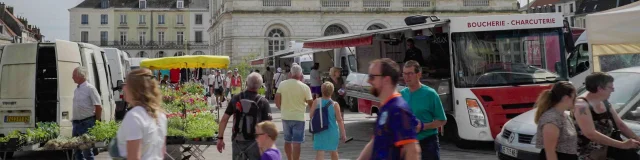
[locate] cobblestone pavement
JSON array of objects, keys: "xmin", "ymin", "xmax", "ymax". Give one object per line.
[{"xmin": 8, "ymin": 102, "xmax": 499, "ymax": 160}]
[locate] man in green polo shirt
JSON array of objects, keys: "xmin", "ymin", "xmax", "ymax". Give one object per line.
[{"xmin": 400, "ymin": 60, "xmax": 447, "ymax": 160}]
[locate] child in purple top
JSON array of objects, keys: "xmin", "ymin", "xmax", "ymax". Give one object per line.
[
  {"xmin": 261, "ymin": 148, "xmax": 281, "ymax": 160},
  {"xmin": 256, "ymin": 121, "xmax": 282, "ymax": 160}
]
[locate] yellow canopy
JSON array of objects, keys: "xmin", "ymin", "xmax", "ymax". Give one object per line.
[{"xmin": 140, "ymin": 55, "xmax": 230, "ymax": 70}]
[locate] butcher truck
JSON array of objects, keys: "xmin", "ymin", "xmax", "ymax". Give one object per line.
[{"xmin": 300, "ymin": 13, "xmax": 576, "ymax": 148}]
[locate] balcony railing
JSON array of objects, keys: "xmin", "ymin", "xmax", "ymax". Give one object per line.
[
  {"xmin": 463, "ymin": 0, "xmax": 489, "ymax": 6},
  {"xmin": 84, "ymin": 41, "xmax": 209, "ymax": 49},
  {"xmin": 403, "ymin": 0, "xmax": 431, "ymax": 7},
  {"xmin": 363, "ymin": 0, "xmax": 391, "ymax": 8},
  {"xmin": 321, "ymin": 0, "xmax": 350, "ymax": 7},
  {"xmin": 263, "ymin": 0, "xmax": 291, "ymax": 6}
]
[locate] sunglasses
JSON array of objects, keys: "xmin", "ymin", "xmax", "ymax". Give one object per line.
[{"xmin": 368, "ymin": 74, "xmax": 384, "ymax": 80}]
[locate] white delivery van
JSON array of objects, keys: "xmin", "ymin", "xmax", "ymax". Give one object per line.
[
  {"xmin": 567, "ymin": 32, "xmax": 591, "ymax": 88},
  {"xmin": 0, "ymin": 40, "xmax": 117, "ymax": 138},
  {"xmin": 104, "ymin": 48, "xmax": 131, "ymax": 120}
]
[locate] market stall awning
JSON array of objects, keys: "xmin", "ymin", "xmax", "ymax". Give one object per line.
[
  {"xmin": 249, "ymin": 50, "xmax": 296, "ymax": 65},
  {"xmin": 302, "ymin": 22, "xmax": 446, "ymax": 49},
  {"xmin": 140, "ymin": 55, "xmax": 230, "ymax": 70},
  {"xmin": 281, "ymin": 49, "xmax": 332, "ymax": 58}
]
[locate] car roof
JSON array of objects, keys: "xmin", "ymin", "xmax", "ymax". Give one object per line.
[{"xmin": 610, "ymin": 66, "xmax": 640, "ymax": 73}]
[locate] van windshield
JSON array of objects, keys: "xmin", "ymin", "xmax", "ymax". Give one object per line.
[{"xmin": 452, "ymin": 28, "xmax": 564, "ymax": 88}]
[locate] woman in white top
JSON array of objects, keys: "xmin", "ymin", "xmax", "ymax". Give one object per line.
[{"xmin": 117, "ymin": 68, "xmax": 168, "ymax": 160}]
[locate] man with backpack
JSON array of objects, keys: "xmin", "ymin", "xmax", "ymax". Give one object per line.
[{"xmin": 217, "ymin": 72, "xmax": 273, "ymax": 160}]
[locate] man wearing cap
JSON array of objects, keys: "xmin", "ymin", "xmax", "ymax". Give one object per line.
[
  {"xmin": 231, "ymin": 68, "xmax": 243, "ymax": 97},
  {"xmin": 273, "ymin": 68, "xmax": 285, "ymax": 94}
]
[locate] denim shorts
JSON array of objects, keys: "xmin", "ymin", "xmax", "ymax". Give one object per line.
[{"xmin": 282, "ymin": 120, "xmax": 305, "ymax": 143}]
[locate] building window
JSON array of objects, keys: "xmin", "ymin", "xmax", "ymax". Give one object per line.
[
  {"xmin": 367, "ymin": 24, "xmax": 386, "ymax": 30},
  {"xmin": 570, "ymin": 3, "xmax": 574, "ymax": 13},
  {"xmin": 195, "ymin": 31, "xmax": 203, "ymax": 43},
  {"xmin": 137, "ymin": 51, "xmax": 147, "ymax": 58},
  {"xmin": 177, "ymin": 31, "xmax": 184, "ymax": 45},
  {"xmin": 158, "ymin": 15, "xmax": 165, "ymax": 24},
  {"xmin": 101, "ymin": 14, "xmax": 108, "ymax": 24},
  {"xmin": 195, "ymin": 14, "xmax": 203, "ymax": 25},
  {"xmin": 120, "ymin": 14, "xmax": 127, "ymax": 24},
  {"xmin": 101, "ymin": 0, "xmax": 109, "ymax": 8},
  {"xmin": 175, "ymin": 51, "xmax": 186, "ymax": 56},
  {"xmin": 81, "ymin": 31, "xmax": 89, "ymax": 42},
  {"xmin": 558, "ymin": 6, "xmax": 562, "ymax": 12},
  {"xmin": 157, "ymin": 51, "xmax": 165, "ymax": 58},
  {"xmin": 267, "ymin": 28, "xmax": 286, "ymax": 65},
  {"xmin": 158, "ymin": 32, "xmax": 165, "ymax": 45},
  {"xmin": 177, "ymin": 15, "xmax": 184, "ymax": 24},
  {"xmin": 119, "ymin": 32, "xmax": 127, "ymax": 45},
  {"xmin": 139, "ymin": 32, "xmax": 146, "ymax": 45},
  {"xmin": 177, "ymin": 0, "xmax": 184, "ymax": 8},
  {"xmin": 100, "ymin": 31, "xmax": 108, "ymax": 46},
  {"xmin": 324, "ymin": 25, "xmax": 346, "ymax": 36},
  {"xmin": 81, "ymin": 14, "xmax": 89, "ymax": 24},
  {"xmin": 139, "ymin": 0, "xmax": 146, "ymax": 9},
  {"xmin": 139, "ymin": 15, "xmax": 146, "ymax": 24},
  {"xmin": 193, "ymin": 51, "xmax": 204, "ymax": 55}
]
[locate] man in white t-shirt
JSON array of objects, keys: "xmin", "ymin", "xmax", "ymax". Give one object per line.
[
  {"xmin": 273, "ymin": 68, "xmax": 285, "ymax": 91},
  {"xmin": 213, "ymin": 70, "xmax": 225, "ymax": 107},
  {"xmin": 309, "ymin": 63, "xmax": 322, "ymax": 99},
  {"xmin": 202, "ymin": 70, "xmax": 210, "ymax": 92}
]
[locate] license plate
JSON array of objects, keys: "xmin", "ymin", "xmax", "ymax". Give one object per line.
[
  {"xmin": 501, "ymin": 146, "xmax": 518, "ymax": 157},
  {"xmin": 4, "ymin": 116, "xmax": 29, "ymax": 123}
]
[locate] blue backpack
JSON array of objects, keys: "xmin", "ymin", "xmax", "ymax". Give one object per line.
[{"xmin": 309, "ymin": 100, "xmax": 333, "ymax": 134}]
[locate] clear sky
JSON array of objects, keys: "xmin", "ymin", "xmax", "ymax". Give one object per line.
[
  {"xmin": 1, "ymin": 0, "xmax": 83, "ymax": 41},
  {"xmin": 0, "ymin": 0, "xmax": 532, "ymax": 41}
]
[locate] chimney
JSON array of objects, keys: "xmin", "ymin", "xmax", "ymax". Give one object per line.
[{"xmin": 6, "ymin": 6, "xmax": 12, "ymax": 14}]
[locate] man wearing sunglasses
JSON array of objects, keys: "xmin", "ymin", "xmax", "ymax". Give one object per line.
[{"xmin": 358, "ymin": 58, "xmax": 420, "ymax": 160}]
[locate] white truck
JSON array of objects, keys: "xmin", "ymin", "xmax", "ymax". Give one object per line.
[
  {"xmin": 0, "ymin": 40, "xmax": 118, "ymax": 138},
  {"xmin": 302, "ymin": 13, "xmax": 575, "ymax": 148},
  {"xmin": 104, "ymin": 48, "xmax": 131, "ymax": 120}
]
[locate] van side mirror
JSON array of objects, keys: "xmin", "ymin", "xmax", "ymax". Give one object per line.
[{"xmin": 114, "ymin": 80, "xmax": 124, "ymax": 91}]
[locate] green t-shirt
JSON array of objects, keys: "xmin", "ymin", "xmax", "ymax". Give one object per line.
[{"xmin": 400, "ymin": 84, "xmax": 447, "ymax": 140}]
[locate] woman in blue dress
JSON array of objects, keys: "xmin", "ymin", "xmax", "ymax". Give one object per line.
[{"xmin": 309, "ymin": 82, "xmax": 347, "ymax": 160}]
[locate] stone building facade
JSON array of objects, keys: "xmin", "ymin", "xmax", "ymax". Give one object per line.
[{"xmin": 208, "ymin": 0, "xmax": 520, "ymax": 65}]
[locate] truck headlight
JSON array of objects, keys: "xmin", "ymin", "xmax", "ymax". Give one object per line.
[{"xmin": 466, "ymin": 99, "xmax": 487, "ymax": 128}]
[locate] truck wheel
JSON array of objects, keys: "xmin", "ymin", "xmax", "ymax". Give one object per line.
[
  {"xmin": 445, "ymin": 118, "xmax": 476, "ymax": 149},
  {"xmin": 347, "ymin": 97, "xmax": 358, "ymax": 112}
]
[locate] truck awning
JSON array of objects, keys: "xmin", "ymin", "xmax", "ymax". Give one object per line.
[
  {"xmin": 281, "ymin": 49, "xmax": 332, "ymax": 58},
  {"xmin": 302, "ymin": 20, "xmax": 449, "ymax": 49}
]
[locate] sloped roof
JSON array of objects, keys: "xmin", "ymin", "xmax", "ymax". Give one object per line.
[
  {"xmin": 0, "ymin": 19, "xmax": 17, "ymax": 36},
  {"xmin": 73, "ymin": 0, "xmax": 207, "ymax": 9},
  {"xmin": 4, "ymin": 8, "xmax": 23, "ymax": 27},
  {"xmin": 576, "ymin": 0, "xmax": 636, "ymax": 15}
]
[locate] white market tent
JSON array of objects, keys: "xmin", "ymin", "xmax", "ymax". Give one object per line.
[{"xmin": 587, "ymin": 1, "xmax": 640, "ymax": 71}]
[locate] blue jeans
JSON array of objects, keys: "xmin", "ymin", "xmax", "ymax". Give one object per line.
[
  {"xmin": 73, "ymin": 117, "xmax": 95, "ymax": 160},
  {"xmin": 419, "ymin": 135, "xmax": 440, "ymax": 160},
  {"xmin": 282, "ymin": 120, "xmax": 305, "ymax": 143}
]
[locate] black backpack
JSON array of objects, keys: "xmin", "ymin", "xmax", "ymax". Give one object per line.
[{"xmin": 232, "ymin": 93, "xmax": 264, "ymax": 141}]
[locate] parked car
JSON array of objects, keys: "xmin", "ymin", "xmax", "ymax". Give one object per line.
[{"xmin": 495, "ymin": 66, "xmax": 640, "ymax": 160}]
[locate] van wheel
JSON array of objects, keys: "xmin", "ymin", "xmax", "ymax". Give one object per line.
[
  {"xmin": 347, "ymin": 97, "xmax": 358, "ymax": 112},
  {"xmin": 444, "ymin": 118, "xmax": 475, "ymax": 149}
]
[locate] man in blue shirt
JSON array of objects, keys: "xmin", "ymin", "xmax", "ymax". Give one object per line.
[
  {"xmin": 400, "ymin": 60, "xmax": 447, "ymax": 160},
  {"xmin": 358, "ymin": 58, "xmax": 421, "ymax": 160}
]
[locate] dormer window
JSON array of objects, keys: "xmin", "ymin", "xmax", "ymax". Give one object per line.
[
  {"xmin": 177, "ymin": 0, "xmax": 184, "ymax": 8},
  {"xmin": 101, "ymin": 0, "xmax": 109, "ymax": 8},
  {"xmin": 139, "ymin": 0, "xmax": 147, "ymax": 9}
]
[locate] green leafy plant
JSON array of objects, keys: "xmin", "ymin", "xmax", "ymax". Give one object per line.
[
  {"xmin": 184, "ymin": 112, "xmax": 218, "ymax": 138},
  {"xmin": 88, "ymin": 121, "xmax": 119, "ymax": 142}
]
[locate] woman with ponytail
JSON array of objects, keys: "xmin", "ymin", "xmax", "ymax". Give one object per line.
[
  {"xmin": 534, "ymin": 81, "xmax": 578, "ymax": 160},
  {"xmin": 115, "ymin": 68, "xmax": 168, "ymax": 160}
]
